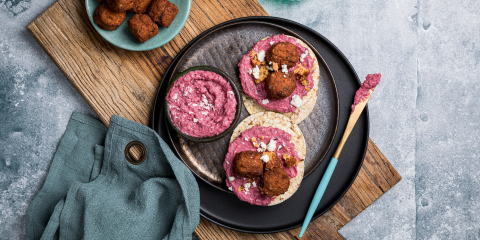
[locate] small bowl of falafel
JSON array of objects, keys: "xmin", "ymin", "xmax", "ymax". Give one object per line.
[
  {"xmin": 85, "ymin": 0, "xmax": 191, "ymax": 51},
  {"xmin": 164, "ymin": 66, "xmax": 243, "ymax": 143}
]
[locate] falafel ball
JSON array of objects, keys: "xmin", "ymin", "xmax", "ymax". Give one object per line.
[
  {"xmin": 263, "ymin": 152, "xmax": 282, "ymax": 170},
  {"xmin": 147, "ymin": 0, "xmax": 167, "ymax": 24},
  {"xmin": 93, "ymin": 3, "xmax": 126, "ymax": 31},
  {"xmin": 261, "ymin": 167, "xmax": 290, "ymax": 196},
  {"xmin": 128, "ymin": 14, "xmax": 159, "ymax": 43},
  {"xmin": 130, "ymin": 0, "xmax": 152, "ymax": 13},
  {"xmin": 266, "ymin": 42, "xmax": 299, "ymax": 69},
  {"xmin": 265, "ymin": 71, "xmax": 296, "ymax": 99},
  {"xmin": 233, "ymin": 151, "xmax": 264, "ymax": 178},
  {"xmin": 106, "ymin": 0, "xmax": 134, "ymax": 12},
  {"xmin": 158, "ymin": 1, "xmax": 178, "ymax": 28}
]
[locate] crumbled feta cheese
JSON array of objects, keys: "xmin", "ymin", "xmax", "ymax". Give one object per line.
[
  {"xmin": 281, "ymin": 64, "xmax": 288, "ymax": 74},
  {"xmin": 192, "ymin": 103, "xmax": 197, "ymax": 106},
  {"xmin": 252, "ymin": 65, "xmax": 260, "ymax": 79},
  {"xmin": 300, "ymin": 50, "xmax": 308, "ymax": 62},
  {"xmin": 291, "ymin": 95, "xmax": 303, "ymax": 108},
  {"xmin": 226, "ymin": 161, "xmax": 229, "ymax": 164},
  {"xmin": 228, "ymin": 187, "xmax": 232, "ymax": 191},
  {"xmin": 244, "ymin": 182, "xmax": 251, "ymax": 192},
  {"xmin": 278, "ymin": 145, "xmax": 282, "ymax": 151},
  {"xmin": 248, "ymin": 68, "xmax": 252, "ymax": 75},
  {"xmin": 266, "ymin": 65, "xmax": 273, "ymax": 71},
  {"xmin": 283, "ymin": 75, "xmax": 286, "ymax": 78},
  {"xmin": 260, "ymin": 154, "xmax": 269, "ymax": 163},
  {"xmin": 193, "ymin": 118, "xmax": 198, "ymax": 123},
  {"xmin": 229, "ymin": 176, "xmax": 235, "ymax": 181},
  {"xmin": 252, "ymin": 181, "xmax": 257, "ymax": 187},
  {"xmin": 227, "ymin": 91, "xmax": 234, "ymax": 97},
  {"xmin": 270, "ymin": 41, "xmax": 274, "ymax": 45},
  {"xmin": 269, "ymin": 61, "xmax": 272, "ymax": 65},
  {"xmin": 262, "ymin": 99, "xmax": 269, "ymax": 105},
  {"xmin": 257, "ymin": 142, "xmax": 267, "ymax": 152},
  {"xmin": 267, "ymin": 139, "xmax": 277, "ymax": 152},
  {"xmin": 257, "ymin": 50, "xmax": 266, "ymax": 62},
  {"xmin": 245, "ymin": 137, "xmax": 249, "ymax": 141}
]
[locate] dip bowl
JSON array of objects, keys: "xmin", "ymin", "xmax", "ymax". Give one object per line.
[{"xmin": 165, "ymin": 66, "xmax": 243, "ymax": 143}]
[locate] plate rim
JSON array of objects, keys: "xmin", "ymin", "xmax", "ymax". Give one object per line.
[
  {"xmin": 164, "ymin": 20, "xmax": 339, "ymax": 193},
  {"xmin": 84, "ymin": 0, "xmax": 192, "ymax": 51},
  {"xmin": 151, "ymin": 16, "xmax": 369, "ymax": 234}
]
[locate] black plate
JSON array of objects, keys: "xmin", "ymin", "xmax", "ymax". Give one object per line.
[
  {"xmin": 151, "ymin": 17, "xmax": 369, "ymax": 233},
  {"xmin": 163, "ymin": 21, "xmax": 339, "ymax": 193}
]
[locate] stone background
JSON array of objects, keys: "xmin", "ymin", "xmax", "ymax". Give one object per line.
[{"xmin": 1, "ymin": 0, "xmax": 479, "ymax": 239}]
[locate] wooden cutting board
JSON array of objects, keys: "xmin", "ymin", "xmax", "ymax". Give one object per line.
[{"xmin": 26, "ymin": 0, "xmax": 401, "ymax": 239}]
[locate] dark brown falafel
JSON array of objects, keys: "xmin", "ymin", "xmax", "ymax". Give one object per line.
[
  {"xmin": 265, "ymin": 71, "xmax": 296, "ymax": 99},
  {"xmin": 128, "ymin": 14, "xmax": 159, "ymax": 43},
  {"xmin": 158, "ymin": 1, "xmax": 178, "ymax": 28},
  {"xmin": 234, "ymin": 151, "xmax": 264, "ymax": 178},
  {"xmin": 147, "ymin": 0, "xmax": 167, "ymax": 24},
  {"xmin": 94, "ymin": 3, "xmax": 126, "ymax": 31},
  {"xmin": 261, "ymin": 167, "xmax": 290, "ymax": 196},
  {"xmin": 130, "ymin": 0, "xmax": 152, "ymax": 13},
  {"xmin": 263, "ymin": 152, "xmax": 281, "ymax": 170},
  {"xmin": 266, "ymin": 42, "xmax": 299, "ymax": 69},
  {"xmin": 106, "ymin": 0, "xmax": 134, "ymax": 12}
]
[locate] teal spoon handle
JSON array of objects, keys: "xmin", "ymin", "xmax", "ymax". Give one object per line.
[{"xmin": 298, "ymin": 157, "xmax": 338, "ymax": 238}]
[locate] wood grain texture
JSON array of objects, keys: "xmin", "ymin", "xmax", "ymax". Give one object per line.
[{"xmin": 27, "ymin": 0, "xmax": 401, "ymax": 239}]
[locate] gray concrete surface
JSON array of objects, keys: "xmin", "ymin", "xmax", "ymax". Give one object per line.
[{"xmin": 1, "ymin": 0, "xmax": 479, "ymax": 239}]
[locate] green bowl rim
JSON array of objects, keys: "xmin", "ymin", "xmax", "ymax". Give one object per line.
[{"xmin": 164, "ymin": 66, "xmax": 243, "ymax": 143}]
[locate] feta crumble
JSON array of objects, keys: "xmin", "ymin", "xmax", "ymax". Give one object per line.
[
  {"xmin": 270, "ymin": 41, "xmax": 274, "ymax": 45},
  {"xmin": 291, "ymin": 95, "xmax": 303, "ymax": 108},
  {"xmin": 227, "ymin": 91, "xmax": 234, "ymax": 97},
  {"xmin": 193, "ymin": 118, "xmax": 198, "ymax": 123},
  {"xmin": 228, "ymin": 187, "xmax": 232, "ymax": 191},
  {"xmin": 262, "ymin": 99, "xmax": 269, "ymax": 105},
  {"xmin": 281, "ymin": 64, "xmax": 288, "ymax": 74},
  {"xmin": 267, "ymin": 139, "xmax": 277, "ymax": 152},
  {"xmin": 248, "ymin": 68, "xmax": 252, "ymax": 75},
  {"xmin": 229, "ymin": 176, "xmax": 235, "ymax": 181},
  {"xmin": 245, "ymin": 137, "xmax": 249, "ymax": 141},
  {"xmin": 257, "ymin": 142, "xmax": 267, "ymax": 152},
  {"xmin": 260, "ymin": 154, "xmax": 269, "ymax": 163},
  {"xmin": 257, "ymin": 50, "xmax": 266, "ymax": 62},
  {"xmin": 300, "ymin": 49, "xmax": 308, "ymax": 62},
  {"xmin": 252, "ymin": 65, "xmax": 260, "ymax": 79},
  {"xmin": 277, "ymin": 145, "xmax": 282, "ymax": 151},
  {"xmin": 252, "ymin": 181, "xmax": 257, "ymax": 187}
]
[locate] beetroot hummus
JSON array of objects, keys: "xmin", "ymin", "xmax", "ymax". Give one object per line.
[
  {"xmin": 166, "ymin": 70, "xmax": 237, "ymax": 138},
  {"xmin": 223, "ymin": 126, "xmax": 301, "ymax": 206},
  {"xmin": 238, "ymin": 34, "xmax": 315, "ymax": 113},
  {"xmin": 351, "ymin": 73, "xmax": 381, "ymax": 113}
]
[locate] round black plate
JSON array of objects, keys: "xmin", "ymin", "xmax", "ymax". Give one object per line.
[
  {"xmin": 151, "ymin": 17, "xmax": 369, "ymax": 234},
  {"xmin": 164, "ymin": 21, "xmax": 338, "ymax": 193}
]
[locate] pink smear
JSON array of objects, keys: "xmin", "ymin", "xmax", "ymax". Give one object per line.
[{"xmin": 351, "ymin": 74, "xmax": 381, "ymax": 113}]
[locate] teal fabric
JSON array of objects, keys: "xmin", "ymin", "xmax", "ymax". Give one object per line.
[{"xmin": 26, "ymin": 113, "xmax": 200, "ymax": 240}]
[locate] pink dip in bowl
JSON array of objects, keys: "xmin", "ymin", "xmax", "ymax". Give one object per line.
[
  {"xmin": 238, "ymin": 34, "xmax": 315, "ymax": 113},
  {"xmin": 166, "ymin": 70, "xmax": 237, "ymax": 138},
  {"xmin": 223, "ymin": 126, "xmax": 301, "ymax": 206}
]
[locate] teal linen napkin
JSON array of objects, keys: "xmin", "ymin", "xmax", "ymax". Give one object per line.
[{"xmin": 26, "ymin": 113, "xmax": 200, "ymax": 240}]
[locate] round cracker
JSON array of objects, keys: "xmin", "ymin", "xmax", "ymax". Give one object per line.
[
  {"xmin": 242, "ymin": 35, "xmax": 320, "ymax": 124},
  {"xmin": 230, "ymin": 112, "xmax": 306, "ymax": 206}
]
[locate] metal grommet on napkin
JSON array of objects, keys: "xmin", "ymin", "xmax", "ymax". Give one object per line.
[{"xmin": 124, "ymin": 141, "xmax": 147, "ymax": 165}]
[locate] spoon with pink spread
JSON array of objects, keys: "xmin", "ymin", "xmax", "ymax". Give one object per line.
[{"xmin": 299, "ymin": 73, "xmax": 382, "ymax": 237}]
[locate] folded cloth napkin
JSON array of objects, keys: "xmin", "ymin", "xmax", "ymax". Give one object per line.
[{"xmin": 26, "ymin": 113, "xmax": 200, "ymax": 240}]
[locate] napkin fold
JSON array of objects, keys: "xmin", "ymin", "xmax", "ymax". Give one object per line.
[{"xmin": 26, "ymin": 113, "xmax": 200, "ymax": 240}]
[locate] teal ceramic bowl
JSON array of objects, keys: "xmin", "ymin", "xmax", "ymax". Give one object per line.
[
  {"xmin": 85, "ymin": 0, "xmax": 191, "ymax": 51},
  {"xmin": 165, "ymin": 66, "xmax": 243, "ymax": 143}
]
